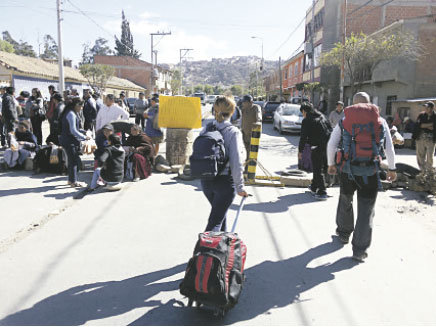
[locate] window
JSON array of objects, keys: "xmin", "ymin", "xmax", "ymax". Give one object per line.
[
  {"xmin": 294, "ymin": 61, "xmax": 299, "ymax": 76},
  {"xmin": 284, "ymin": 70, "xmax": 288, "ymax": 80},
  {"xmin": 289, "ymin": 66, "xmax": 293, "ymax": 78},
  {"xmin": 304, "ymin": 54, "xmax": 311, "ymax": 71},
  {"xmin": 386, "ymin": 96, "xmax": 397, "ymax": 116},
  {"xmin": 314, "ymin": 44, "xmax": 322, "ymax": 67}
]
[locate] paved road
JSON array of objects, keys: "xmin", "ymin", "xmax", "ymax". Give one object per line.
[{"xmin": 0, "ymin": 122, "xmax": 435, "ymax": 325}]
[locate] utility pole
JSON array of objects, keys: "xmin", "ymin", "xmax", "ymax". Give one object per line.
[
  {"xmin": 150, "ymin": 31, "xmax": 171, "ymax": 94},
  {"xmin": 179, "ymin": 48, "xmax": 193, "ymax": 95},
  {"xmin": 310, "ymin": 0, "xmax": 315, "ymax": 83},
  {"xmin": 340, "ymin": 0, "xmax": 347, "ymax": 102},
  {"xmin": 279, "ymin": 56, "xmax": 283, "ymax": 100},
  {"xmin": 56, "ymin": 0, "xmax": 65, "ymax": 94}
]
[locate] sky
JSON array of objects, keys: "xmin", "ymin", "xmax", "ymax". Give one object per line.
[{"xmin": 1, "ymin": 0, "xmax": 314, "ymax": 65}]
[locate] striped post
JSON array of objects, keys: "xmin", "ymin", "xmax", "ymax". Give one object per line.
[{"xmin": 247, "ymin": 122, "xmax": 262, "ymax": 183}]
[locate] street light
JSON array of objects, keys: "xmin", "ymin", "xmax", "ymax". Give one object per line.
[{"xmin": 251, "ymin": 36, "xmax": 264, "ymax": 99}]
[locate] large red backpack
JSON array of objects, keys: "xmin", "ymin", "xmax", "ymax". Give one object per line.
[{"xmin": 337, "ymin": 103, "xmax": 385, "ymax": 183}]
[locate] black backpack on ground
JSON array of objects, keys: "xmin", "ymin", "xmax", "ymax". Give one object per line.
[
  {"xmin": 33, "ymin": 145, "xmax": 67, "ymax": 174},
  {"xmin": 189, "ymin": 123, "xmax": 230, "ymax": 180}
]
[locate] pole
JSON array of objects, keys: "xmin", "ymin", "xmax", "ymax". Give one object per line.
[
  {"xmin": 256, "ymin": 62, "xmax": 259, "ymax": 99},
  {"xmin": 340, "ymin": 0, "xmax": 347, "ymax": 102},
  {"xmin": 279, "ymin": 56, "xmax": 283, "ymax": 100},
  {"xmin": 179, "ymin": 48, "xmax": 193, "ymax": 96},
  {"xmin": 310, "ymin": 0, "xmax": 315, "ymax": 83},
  {"xmin": 150, "ymin": 34, "xmax": 154, "ymax": 95},
  {"xmin": 56, "ymin": 0, "xmax": 64, "ymax": 94}
]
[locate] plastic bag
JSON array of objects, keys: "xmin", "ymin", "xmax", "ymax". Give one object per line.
[
  {"xmin": 50, "ymin": 145, "xmax": 59, "ymax": 165},
  {"xmin": 81, "ymin": 139, "xmax": 97, "ymax": 154}
]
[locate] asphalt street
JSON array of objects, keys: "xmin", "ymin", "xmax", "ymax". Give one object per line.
[{"xmin": 0, "ymin": 118, "xmax": 435, "ymax": 325}]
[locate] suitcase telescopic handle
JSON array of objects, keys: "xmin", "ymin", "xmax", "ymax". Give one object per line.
[{"xmin": 231, "ymin": 195, "xmax": 251, "ymax": 233}]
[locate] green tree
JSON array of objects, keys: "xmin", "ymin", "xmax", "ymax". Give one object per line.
[
  {"xmin": 230, "ymin": 85, "xmax": 243, "ymax": 96},
  {"xmin": 79, "ymin": 64, "xmax": 115, "ymax": 92},
  {"xmin": 114, "ymin": 11, "xmax": 140, "ymax": 58},
  {"xmin": 321, "ymin": 31, "xmax": 423, "ymax": 97},
  {"xmin": 213, "ymin": 85, "xmax": 225, "ymax": 95},
  {"xmin": 81, "ymin": 37, "xmax": 113, "ymax": 65},
  {"xmin": 170, "ymin": 69, "xmax": 181, "ymax": 94},
  {"xmin": 0, "ymin": 39, "xmax": 14, "ymax": 53},
  {"xmin": 203, "ymin": 84, "xmax": 213, "ymax": 95},
  {"xmin": 194, "ymin": 85, "xmax": 204, "ymax": 93},
  {"xmin": 40, "ymin": 34, "xmax": 58, "ymax": 60},
  {"xmin": 2, "ymin": 31, "xmax": 36, "ymax": 57}
]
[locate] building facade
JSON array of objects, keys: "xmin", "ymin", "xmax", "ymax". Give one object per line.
[
  {"xmin": 94, "ymin": 55, "xmax": 172, "ymax": 95},
  {"xmin": 282, "ymin": 51, "xmax": 304, "ymax": 100}
]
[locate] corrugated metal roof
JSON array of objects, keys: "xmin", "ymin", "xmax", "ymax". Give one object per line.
[
  {"xmin": 0, "ymin": 51, "xmax": 144, "ymax": 90},
  {"xmin": 394, "ymin": 97, "xmax": 436, "ymax": 103}
]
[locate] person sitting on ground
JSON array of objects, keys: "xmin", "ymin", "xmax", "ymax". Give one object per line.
[
  {"xmin": 3, "ymin": 120, "xmax": 38, "ymax": 169},
  {"xmin": 94, "ymin": 124, "xmax": 114, "ymax": 168},
  {"xmin": 143, "ymin": 95, "xmax": 163, "ymax": 157},
  {"xmin": 124, "ymin": 124, "xmax": 155, "ymax": 181},
  {"xmin": 87, "ymin": 134, "xmax": 125, "ymax": 191},
  {"xmin": 95, "ymin": 94, "xmax": 129, "ymax": 132}
]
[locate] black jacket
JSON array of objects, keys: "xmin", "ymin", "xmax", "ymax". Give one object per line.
[
  {"xmin": 53, "ymin": 102, "xmax": 65, "ymax": 133},
  {"xmin": 2, "ymin": 93, "xmax": 18, "ymax": 122},
  {"xmin": 412, "ymin": 111, "xmax": 436, "ymax": 142},
  {"xmin": 298, "ymin": 110, "xmax": 331, "ymax": 152},
  {"xmin": 83, "ymin": 97, "xmax": 97, "ymax": 121},
  {"xmin": 15, "ymin": 129, "xmax": 38, "ymax": 151},
  {"xmin": 99, "ymin": 145, "xmax": 125, "ymax": 183}
]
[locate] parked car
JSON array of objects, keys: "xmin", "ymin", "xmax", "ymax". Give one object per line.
[
  {"xmin": 254, "ymin": 101, "xmax": 265, "ymax": 110},
  {"xmin": 206, "ymin": 94, "xmax": 219, "ymax": 104},
  {"xmin": 289, "ymin": 96, "xmax": 309, "ymax": 105},
  {"xmin": 262, "ymin": 101, "xmax": 281, "ymax": 122},
  {"xmin": 273, "ymin": 103, "xmax": 303, "ymax": 134},
  {"xmin": 193, "ymin": 92, "xmax": 206, "ymax": 105}
]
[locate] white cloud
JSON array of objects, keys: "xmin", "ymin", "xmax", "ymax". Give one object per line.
[{"xmin": 139, "ymin": 12, "xmax": 160, "ymax": 19}]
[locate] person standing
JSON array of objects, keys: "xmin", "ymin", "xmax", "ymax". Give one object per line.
[
  {"xmin": 93, "ymin": 92, "xmax": 103, "ymax": 114},
  {"xmin": 329, "ymin": 101, "xmax": 345, "ymax": 128},
  {"xmin": 26, "ymin": 88, "xmax": 45, "ymax": 145},
  {"xmin": 119, "ymin": 92, "xmax": 129, "ymax": 113},
  {"xmin": 83, "ymin": 89, "xmax": 97, "ymax": 132},
  {"xmin": 134, "ymin": 92, "xmax": 148, "ymax": 130},
  {"xmin": 240, "ymin": 94, "xmax": 262, "ymax": 158},
  {"xmin": 95, "ymin": 94, "xmax": 129, "ymax": 131},
  {"xmin": 59, "ymin": 98, "xmax": 90, "ymax": 188},
  {"xmin": 0, "ymin": 87, "xmax": 5, "ymax": 148},
  {"xmin": 143, "ymin": 95, "xmax": 164, "ymax": 156},
  {"xmin": 299, "ymin": 102, "xmax": 332, "ymax": 200},
  {"xmin": 46, "ymin": 93, "xmax": 65, "ymax": 145},
  {"xmin": 200, "ymin": 96, "xmax": 248, "ymax": 232},
  {"xmin": 2, "ymin": 87, "xmax": 19, "ymax": 147},
  {"xmin": 413, "ymin": 101, "xmax": 436, "ymax": 180},
  {"xmin": 327, "ymin": 92, "xmax": 397, "ymax": 263},
  {"xmin": 46, "ymin": 85, "xmax": 56, "ymax": 133}
]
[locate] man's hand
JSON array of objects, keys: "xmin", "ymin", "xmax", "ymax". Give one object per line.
[
  {"xmin": 387, "ymin": 171, "xmax": 397, "ymax": 182},
  {"xmin": 237, "ymin": 191, "xmax": 248, "ymax": 197},
  {"xmin": 298, "ymin": 152, "xmax": 302, "ymax": 160},
  {"xmin": 143, "ymin": 113, "xmax": 149, "ymax": 118},
  {"xmin": 328, "ymin": 165, "xmax": 337, "ymax": 175}
]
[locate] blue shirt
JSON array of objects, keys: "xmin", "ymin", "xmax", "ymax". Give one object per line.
[{"xmin": 145, "ymin": 105, "xmax": 163, "ymax": 138}]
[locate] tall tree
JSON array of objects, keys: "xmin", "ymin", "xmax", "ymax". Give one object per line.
[
  {"xmin": 0, "ymin": 39, "xmax": 14, "ymax": 53},
  {"xmin": 40, "ymin": 34, "xmax": 58, "ymax": 60},
  {"xmin": 2, "ymin": 31, "xmax": 36, "ymax": 57},
  {"xmin": 230, "ymin": 85, "xmax": 243, "ymax": 96},
  {"xmin": 203, "ymin": 84, "xmax": 213, "ymax": 95},
  {"xmin": 114, "ymin": 11, "xmax": 140, "ymax": 58},
  {"xmin": 169, "ymin": 69, "xmax": 182, "ymax": 94},
  {"xmin": 81, "ymin": 37, "xmax": 113, "ymax": 65},
  {"xmin": 321, "ymin": 31, "xmax": 423, "ymax": 97},
  {"xmin": 79, "ymin": 64, "xmax": 115, "ymax": 92}
]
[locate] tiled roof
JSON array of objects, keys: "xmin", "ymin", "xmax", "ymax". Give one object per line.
[{"xmin": 0, "ymin": 51, "xmax": 144, "ymax": 90}]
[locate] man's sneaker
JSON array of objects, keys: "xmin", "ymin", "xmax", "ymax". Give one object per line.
[
  {"xmin": 314, "ymin": 191, "xmax": 328, "ymax": 201},
  {"xmin": 335, "ymin": 231, "xmax": 350, "ymax": 244},
  {"xmin": 352, "ymin": 252, "xmax": 368, "ymax": 263},
  {"xmin": 307, "ymin": 186, "xmax": 316, "ymax": 195}
]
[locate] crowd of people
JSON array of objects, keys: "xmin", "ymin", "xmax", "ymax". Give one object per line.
[
  {"xmin": 1, "ymin": 84, "xmax": 435, "ymax": 262},
  {"xmin": 0, "ymin": 84, "xmax": 164, "ymax": 192}
]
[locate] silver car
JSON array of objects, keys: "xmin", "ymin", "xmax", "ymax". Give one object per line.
[{"xmin": 273, "ymin": 103, "xmax": 303, "ymax": 134}]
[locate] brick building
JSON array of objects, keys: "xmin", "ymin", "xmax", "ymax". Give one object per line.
[
  {"xmin": 301, "ymin": 0, "xmax": 436, "ymax": 112},
  {"xmin": 282, "ymin": 51, "xmax": 304, "ymax": 99},
  {"xmin": 94, "ymin": 55, "xmax": 172, "ymax": 94}
]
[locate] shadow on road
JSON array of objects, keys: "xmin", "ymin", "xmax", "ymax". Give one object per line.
[
  {"xmin": 0, "ymin": 240, "xmax": 357, "ymax": 325},
  {"xmin": 230, "ymin": 192, "xmax": 317, "ymax": 214}
]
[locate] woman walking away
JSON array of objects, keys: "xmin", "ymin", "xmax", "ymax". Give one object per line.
[
  {"xmin": 201, "ymin": 96, "xmax": 248, "ymax": 232},
  {"xmin": 26, "ymin": 88, "xmax": 45, "ymax": 145},
  {"xmin": 59, "ymin": 98, "xmax": 90, "ymax": 188}
]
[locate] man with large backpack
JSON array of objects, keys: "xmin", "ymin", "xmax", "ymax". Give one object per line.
[
  {"xmin": 299, "ymin": 102, "xmax": 332, "ymax": 200},
  {"xmin": 327, "ymin": 92, "xmax": 397, "ymax": 262}
]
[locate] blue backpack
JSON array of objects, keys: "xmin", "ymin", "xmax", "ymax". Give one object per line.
[{"xmin": 190, "ymin": 123, "xmax": 230, "ymax": 180}]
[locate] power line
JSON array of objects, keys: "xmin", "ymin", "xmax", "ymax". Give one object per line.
[
  {"xmin": 349, "ymin": 0, "xmax": 376, "ymax": 15},
  {"xmin": 270, "ymin": 16, "xmax": 306, "ymax": 57}
]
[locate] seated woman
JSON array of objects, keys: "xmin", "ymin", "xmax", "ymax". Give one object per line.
[
  {"xmin": 124, "ymin": 124, "xmax": 155, "ymax": 181},
  {"xmin": 88, "ymin": 134, "xmax": 125, "ymax": 191},
  {"xmin": 3, "ymin": 120, "xmax": 38, "ymax": 169}
]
